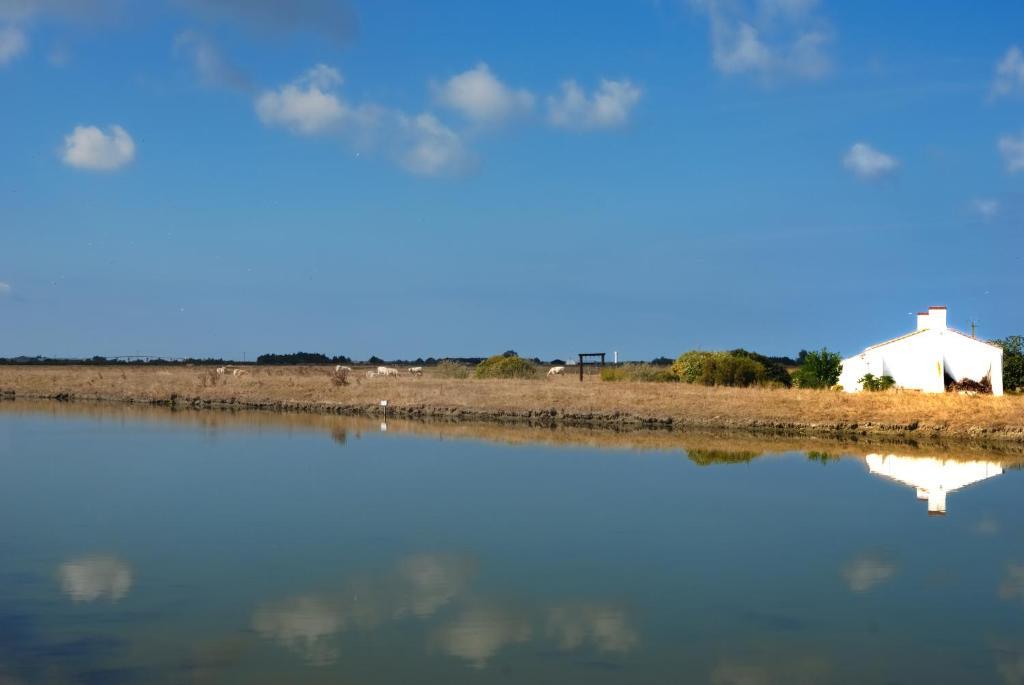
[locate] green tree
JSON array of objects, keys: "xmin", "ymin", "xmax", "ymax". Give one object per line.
[
  {"xmin": 793, "ymin": 348, "xmax": 843, "ymax": 389},
  {"xmin": 998, "ymin": 335, "xmax": 1024, "ymax": 391}
]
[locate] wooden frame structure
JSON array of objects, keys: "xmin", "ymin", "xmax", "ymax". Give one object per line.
[{"xmin": 577, "ymin": 352, "xmax": 606, "ymax": 382}]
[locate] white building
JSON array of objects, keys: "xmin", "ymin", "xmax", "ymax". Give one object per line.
[
  {"xmin": 838, "ymin": 306, "xmax": 1003, "ymax": 395},
  {"xmin": 865, "ymin": 453, "xmax": 1003, "ymax": 515}
]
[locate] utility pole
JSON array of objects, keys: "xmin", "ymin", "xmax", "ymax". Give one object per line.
[{"xmin": 970, "ymin": 320, "xmax": 977, "ymax": 339}]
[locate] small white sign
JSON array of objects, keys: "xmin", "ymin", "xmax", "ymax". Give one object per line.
[{"xmin": 380, "ymin": 400, "xmax": 388, "ymax": 407}]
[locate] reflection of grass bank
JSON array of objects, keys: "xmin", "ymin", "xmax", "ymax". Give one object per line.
[
  {"xmin": 4, "ymin": 398, "xmax": 1024, "ymax": 466},
  {"xmin": 1, "ymin": 365, "xmax": 1023, "ymax": 445}
]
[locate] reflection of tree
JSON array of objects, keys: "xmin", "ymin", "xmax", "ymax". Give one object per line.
[
  {"xmin": 330, "ymin": 427, "xmax": 347, "ymax": 445},
  {"xmin": 687, "ymin": 448, "xmax": 762, "ymax": 466},
  {"xmin": 807, "ymin": 451, "xmax": 838, "ymax": 465},
  {"xmin": 58, "ymin": 556, "xmax": 133, "ymax": 602}
]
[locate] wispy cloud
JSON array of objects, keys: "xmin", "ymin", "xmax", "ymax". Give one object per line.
[
  {"xmin": 972, "ymin": 198, "xmax": 1000, "ymax": 219},
  {"xmin": 547, "ymin": 78, "xmax": 642, "ymax": 130},
  {"xmin": 174, "ymin": 29, "xmax": 249, "ymax": 91},
  {"xmin": 0, "ymin": 23, "xmax": 26, "ymax": 65},
  {"xmin": 434, "ymin": 63, "xmax": 534, "ymax": 126},
  {"xmin": 841, "ymin": 551, "xmax": 897, "ymax": 592},
  {"xmin": 999, "ymin": 133, "xmax": 1024, "ymax": 172},
  {"xmin": 690, "ymin": 0, "xmax": 833, "ymax": 83},
  {"xmin": 61, "ymin": 124, "xmax": 136, "ymax": 171},
  {"xmin": 843, "ymin": 142, "xmax": 898, "ymax": 179},
  {"xmin": 992, "ymin": 46, "xmax": 1024, "ymax": 99},
  {"xmin": 0, "ymin": 281, "xmax": 11, "ymax": 296}
]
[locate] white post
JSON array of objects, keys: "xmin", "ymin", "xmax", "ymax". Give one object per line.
[{"xmin": 613, "ymin": 351, "xmax": 618, "ymax": 364}]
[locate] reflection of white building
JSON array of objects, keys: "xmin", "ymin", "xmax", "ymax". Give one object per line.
[
  {"xmin": 839, "ymin": 306, "xmax": 1004, "ymax": 395},
  {"xmin": 866, "ymin": 454, "xmax": 1003, "ymax": 515}
]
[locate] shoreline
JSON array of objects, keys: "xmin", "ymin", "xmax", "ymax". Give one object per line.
[{"xmin": 1, "ymin": 364, "xmax": 1022, "ymax": 448}]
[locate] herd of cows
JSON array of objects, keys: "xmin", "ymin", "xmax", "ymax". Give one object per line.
[{"xmin": 212, "ymin": 364, "xmax": 569, "ymax": 379}]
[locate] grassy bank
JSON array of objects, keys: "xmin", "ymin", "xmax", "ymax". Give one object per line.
[{"xmin": 1, "ymin": 364, "xmax": 1022, "ymax": 444}]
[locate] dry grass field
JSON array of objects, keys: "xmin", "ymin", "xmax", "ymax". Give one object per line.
[{"xmin": 1, "ymin": 364, "xmax": 1022, "ymax": 444}]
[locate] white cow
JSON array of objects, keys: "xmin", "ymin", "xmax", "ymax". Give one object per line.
[
  {"xmin": 377, "ymin": 366, "xmax": 400, "ymax": 377},
  {"xmin": 215, "ymin": 367, "xmax": 227, "ymax": 375},
  {"xmin": 232, "ymin": 368, "xmax": 249, "ymax": 377},
  {"xmin": 366, "ymin": 370, "xmax": 378, "ymax": 379},
  {"xmin": 408, "ymin": 367, "xmax": 423, "ymax": 376},
  {"xmin": 547, "ymin": 366, "xmax": 565, "ymax": 377},
  {"xmin": 335, "ymin": 365, "xmax": 352, "ymax": 373}
]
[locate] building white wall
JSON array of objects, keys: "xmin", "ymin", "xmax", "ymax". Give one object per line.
[{"xmin": 839, "ymin": 309, "xmax": 1003, "ymax": 396}]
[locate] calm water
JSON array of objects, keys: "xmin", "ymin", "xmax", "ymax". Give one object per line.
[{"xmin": 0, "ymin": 404, "xmax": 1022, "ymax": 684}]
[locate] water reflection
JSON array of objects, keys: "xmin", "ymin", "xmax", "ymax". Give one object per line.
[
  {"xmin": 841, "ymin": 550, "xmax": 898, "ymax": 593},
  {"xmin": 251, "ymin": 554, "xmax": 477, "ymax": 665},
  {"xmin": 434, "ymin": 605, "xmax": 532, "ymax": 669},
  {"xmin": 1000, "ymin": 565, "xmax": 1024, "ymax": 603},
  {"xmin": 58, "ymin": 556, "xmax": 133, "ymax": 603},
  {"xmin": 544, "ymin": 603, "xmax": 638, "ymax": 653},
  {"xmin": 865, "ymin": 454, "xmax": 1004, "ymax": 515}
]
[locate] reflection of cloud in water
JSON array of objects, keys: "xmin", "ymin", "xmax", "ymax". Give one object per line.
[
  {"xmin": 545, "ymin": 604, "xmax": 638, "ymax": 653},
  {"xmin": 994, "ymin": 639, "xmax": 1024, "ymax": 685},
  {"xmin": 841, "ymin": 551, "xmax": 897, "ymax": 593},
  {"xmin": 434, "ymin": 606, "xmax": 531, "ymax": 669},
  {"xmin": 976, "ymin": 517, "xmax": 1000, "ymax": 536},
  {"xmin": 58, "ymin": 556, "xmax": 133, "ymax": 602},
  {"xmin": 251, "ymin": 554, "xmax": 476, "ymax": 665},
  {"xmin": 1000, "ymin": 565, "xmax": 1024, "ymax": 602},
  {"xmin": 395, "ymin": 553, "xmax": 476, "ymax": 618},
  {"xmin": 711, "ymin": 654, "xmax": 830, "ymax": 685},
  {"xmin": 251, "ymin": 596, "xmax": 341, "ymax": 666}
]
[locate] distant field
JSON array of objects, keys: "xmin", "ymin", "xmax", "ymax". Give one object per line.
[{"xmin": 1, "ymin": 364, "xmax": 1022, "ymax": 444}]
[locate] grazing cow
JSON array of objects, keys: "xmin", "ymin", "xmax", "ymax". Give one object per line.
[
  {"xmin": 335, "ymin": 365, "xmax": 352, "ymax": 373},
  {"xmin": 547, "ymin": 366, "xmax": 565, "ymax": 377},
  {"xmin": 215, "ymin": 367, "xmax": 227, "ymax": 375},
  {"xmin": 408, "ymin": 367, "xmax": 423, "ymax": 376},
  {"xmin": 232, "ymin": 368, "xmax": 249, "ymax": 377},
  {"xmin": 366, "ymin": 370, "xmax": 379, "ymax": 379},
  {"xmin": 376, "ymin": 366, "xmax": 400, "ymax": 377}
]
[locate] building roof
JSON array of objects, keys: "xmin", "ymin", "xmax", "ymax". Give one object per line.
[{"xmin": 846, "ymin": 326, "xmax": 1003, "ymax": 359}]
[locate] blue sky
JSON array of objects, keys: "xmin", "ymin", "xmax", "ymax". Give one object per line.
[{"xmin": 1, "ymin": 0, "xmax": 1022, "ymax": 361}]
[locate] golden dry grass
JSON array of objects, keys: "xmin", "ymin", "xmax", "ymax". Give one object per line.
[{"xmin": 0, "ymin": 364, "xmax": 1022, "ymax": 443}]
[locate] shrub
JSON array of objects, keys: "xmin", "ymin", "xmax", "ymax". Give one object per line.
[
  {"xmin": 859, "ymin": 373, "xmax": 896, "ymax": 391},
  {"xmin": 728, "ymin": 349, "xmax": 792, "ymax": 387},
  {"xmin": 687, "ymin": 448, "xmax": 762, "ymax": 466},
  {"xmin": 435, "ymin": 360, "xmax": 471, "ymax": 379},
  {"xmin": 475, "ymin": 354, "xmax": 538, "ymax": 379},
  {"xmin": 792, "ymin": 348, "xmax": 843, "ymax": 389},
  {"xmin": 600, "ymin": 364, "xmax": 678, "ymax": 382},
  {"xmin": 671, "ymin": 350, "xmax": 775, "ymax": 387},
  {"xmin": 671, "ymin": 351, "xmax": 714, "ymax": 383}
]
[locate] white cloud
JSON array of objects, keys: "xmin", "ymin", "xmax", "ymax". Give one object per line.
[
  {"xmin": 58, "ymin": 556, "xmax": 133, "ymax": 602},
  {"xmin": 0, "ymin": 281, "xmax": 10, "ymax": 295},
  {"xmin": 61, "ymin": 124, "xmax": 136, "ymax": 171},
  {"xmin": 435, "ymin": 63, "xmax": 534, "ymax": 125},
  {"xmin": 692, "ymin": 0, "xmax": 832, "ymax": 82},
  {"xmin": 0, "ymin": 23, "xmax": 26, "ymax": 65},
  {"xmin": 545, "ymin": 604, "xmax": 638, "ymax": 654},
  {"xmin": 547, "ymin": 78, "xmax": 642, "ymax": 130},
  {"xmin": 973, "ymin": 198, "xmax": 1000, "ymax": 219},
  {"xmin": 174, "ymin": 30, "xmax": 249, "ymax": 91},
  {"xmin": 252, "ymin": 595, "xmax": 342, "ymax": 666},
  {"xmin": 257, "ymin": 64, "xmax": 469, "ymax": 176},
  {"xmin": 842, "ymin": 142, "xmax": 898, "ymax": 179},
  {"xmin": 255, "ymin": 64, "xmax": 346, "ymax": 135},
  {"xmin": 992, "ymin": 46, "xmax": 1024, "ymax": 98},
  {"xmin": 999, "ymin": 133, "xmax": 1024, "ymax": 172},
  {"xmin": 398, "ymin": 113, "xmax": 469, "ymax": 176}
]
